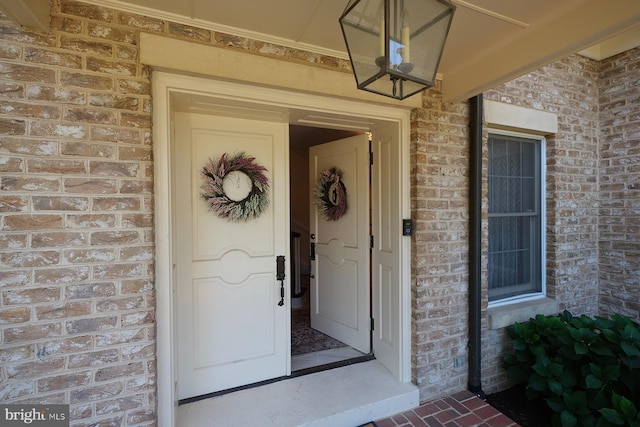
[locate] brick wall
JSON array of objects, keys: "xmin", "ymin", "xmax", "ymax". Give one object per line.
[
  {"xmin": 0, "ymin": 0, "xmax": 637, "ymax": 421},
  {"xmin": 410, "ymin": 82, "xmax": 472, "ymax": 396},
  {"xmin": 598, "ymin": 47, "xmax": 640, "ymax": 319},
  {"xmin": 0, "ymin": 1, "xmax": 157, "ymax": 425},
  {"xmin": 480, "ymin": 55, "xmax": 601, "ymax": 393},
  {"xmin": 0, "ymin": 1, "xmax": 351, "ymax": 425}
]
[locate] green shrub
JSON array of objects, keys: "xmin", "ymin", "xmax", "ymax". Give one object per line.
[{"xmin": 504, "ymin": 310, "xmax": 640, "ymax": 427}]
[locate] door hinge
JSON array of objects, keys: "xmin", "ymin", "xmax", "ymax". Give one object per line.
[
  {"xmin": 369, "ymin": 151, "xmax": 374, "ymax": 166},
  {"xmin": 370, "ymin": 235, "xmax": 374, "ymax": 248},
  {"xmin": 370, "ymin": 317, "xmax": 375, "ymax": 331}
]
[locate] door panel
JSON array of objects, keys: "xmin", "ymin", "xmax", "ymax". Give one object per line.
[
  {"xmin": 371, "ymin": 123, "xmax": 402, "ymax": 379},
  {"xmin": 309, "ymin": 134, "xmax": 370, "ymax": 354},
  {"xmin": 174, "ymin": 112, "xmax": 289, "ymax": 399}
]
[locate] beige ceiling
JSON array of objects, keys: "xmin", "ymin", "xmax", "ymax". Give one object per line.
[{"xmin": 2, "ymin": 0, "xmax": 640, "ymax": 103}]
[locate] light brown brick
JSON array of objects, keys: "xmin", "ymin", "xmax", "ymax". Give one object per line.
[
  {"xmin": 4, "ymin": 322, "xmax": 62, "ymax": 343},
  {"xmin": 34, "ymin": 196, "xmax": 90, "ymax": 212},
  {"xmin": 3, "ymin": 286, "xmax": 60, "ymax": 305},
  {"xmin": 63, "ymin": 248, "xmax": 116, "ymax": 263},
  {"xmin": 0, "ymin": 196, "xmax": 29, "ymax": 212},
  {"xmin": 95, "ymin": 328, "xmax": 145, "ymax": 347},
  {"xmin": 66, "ymin": 282, "xmax": 116, "ymax": 299},
  {"xmin": 0, "ymin": 137, "xmax": 57, "ymax": 155},
  {"xmin": 0, "ymin": 344, "xmax": 33, "ymax": 363},
  {"xmin": 26, "ymin": 85, "xmax": 86, "ymax": 104},
  {"xmin": 33, "ymin": 266, "xmax": 90, "ymax": 284},
  {"xmin": 91, "ymin": 196, "xmax": 140, "ymax": 211},
  {"xmin": 60, "ymin": 71, "xmax": 114, "ymax": 90},
  {"xmin": 0, "ymin": 306, "xmax": 31, "ymax": 324},
  {"xmin": 63, "ymin": 107, "xmax": 117, "ymax": 125},
  {"xmin": 95, "ymin": 362, "xmax": 144, "ymax": 382},
  {"xmin": 63, "ymin": 177, "xmax": 118, "ymax": 193},
  {"xmin": 70, "ymin": 382, "xmax": 124, "ymax": 403},
  {"xmin": 0, "ymin": 156, "xmax": 24, "ymax": 172},
  {"xmin": 65, "ymin": 213, "xmax": 116, "ymax": 229},
  {"xmin": 0, "ymin": 270, "xmax": 30, "ymax": 287},
  {"xmin": 69, "ymin": 348, "xmax": 120, "ymax": 369},
  {"xmin": 0, "ymin": 233, "xmax": 27, "ymax": 249},
  {"xmin": 24, "ymin": 47, "xmax": 82, "ymax": 69},
  {"xmin": 1, "ymin": 250, "xmax": 60, "ymax": 267},
  {"xmin": 65, "ymin": 316, "xmax": 118, "ymax": 334},
  {"xmin": 0, "ymin": 118, "xmax": 27, "ymax": 135},
  {"xmin": 36, "ymin": 336, "xmax": 93, "ymax": 357},
  {"xmin": 59, "ymin": 35, "xmax": 113, "ymax": 56},
  {"xmin": 90, "ymin": 160, "xmax": 138, "ymax": 176},
  {"xmin": 27, "ymin": 157, "xmax": 86, "ymax": 173},
  {"xmin": 37, "ymin": 370, "xmax": 92, "ymax": 392},
  {"xmin": 87, "ymin": 57, "xmax": 136, "ymax": 76},
  {"xmin": 93, "ymin": 262, "xmax": 142, "ymax": 280},
  {"xmin": 90, "ymin": 126, "xmax": 141, "ymax": 144},
  {"xmin": 0, "ymin": 177, "xmax": 60, "ymax": 192},
  {"xmin": 96, "ymin": 296, "xmax": 144, "ymax": 312},
  {"xmin": 90, "ymin": 230, "xmax": 140, "ymax": 245},
  {"xmin": 36, "ymin": 301, "xmax": 92, "ymax": 320}
]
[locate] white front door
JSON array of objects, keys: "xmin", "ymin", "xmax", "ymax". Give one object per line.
[
  {"xmin": 309, "ymin": 134, "xmax": 370, "ymax": 354},
  {"xmin": 174, "ymin": 112, "xmax": 289, "ymax": 399}
]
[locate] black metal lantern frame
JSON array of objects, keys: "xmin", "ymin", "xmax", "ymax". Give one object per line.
[{"xmin": 339, "ymin": 0, "xmax": 456, "ymax": 100}]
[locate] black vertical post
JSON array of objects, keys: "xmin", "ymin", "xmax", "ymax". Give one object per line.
[{"xmin": 468, "ymin": 94, "xmax": 485, "ymax": 399}]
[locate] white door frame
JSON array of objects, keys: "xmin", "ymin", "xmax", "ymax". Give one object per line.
[{"xmin": 152, "ymin": 71, "xmax": 412, "ymax": 427}]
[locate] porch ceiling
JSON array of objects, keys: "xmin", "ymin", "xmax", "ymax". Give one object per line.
[{"xmin": 2, "ymin": 0, "xmax": 640, "ymax": 103}]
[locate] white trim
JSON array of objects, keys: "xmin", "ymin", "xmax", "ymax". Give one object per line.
[
  {"xmin": 486, "ymin": 129, "xmax": 547, "ymax": 310},
  {"xmin": 77, "ymin": 0, "xmax": 348, "ymax": 60},
  {"xmin": 152, "ymin": 71, "xmax": 412, "ymax": 427}
]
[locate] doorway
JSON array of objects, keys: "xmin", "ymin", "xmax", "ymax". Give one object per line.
[
  {"xmin": 153, "ymin": 71, "xmax": 412, "ymax": 425},
  {"xmin": 289, "ymin": 126, "xmax": 370, "ymax": 371}
]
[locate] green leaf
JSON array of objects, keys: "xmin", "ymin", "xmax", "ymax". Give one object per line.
[
  {"xmin": 514, "ymin": 339, "xmax": 527, "ymax": 351},
  {"xmin": 561, "ymin": 410, "xmax": 578, "ymax": 427},
  {"xmin": 574, "ymin": 342, "xmax": 588, "ymax": 355},
  {"xmin": 548, "ymin": 379, "xmax": 564, "ymax": 395},
  {"xmin": 599, "ymin": 408, "xmax": 625, "ymax": 425},
  {"xmin": 618, "ymin": 395, "xmax": 637, "ymax": 420},
  {"xmin": 602, "ymin": 364, "xmax": 620, "ymax": 381},
  {"xmin": 533, "ymin": 360, "xmax": 548, "ymax": 376},
  {"xmin": 548, "ymin": 362, "xmax": 563, "ymax": 377},
  {"xmin": 529, "ymin": 373, "xmax": 547, "ymax": 392},
  {"xmin": 621, "ymin": 340, "xmax": 640, "ymax": 357},
  {"xmin": 585, "ymin": 374, "xmax": 603, "ymax": 389},
  {"xmin": 623, "ymin": 324, "xmax": 640, "ymax": 342}
]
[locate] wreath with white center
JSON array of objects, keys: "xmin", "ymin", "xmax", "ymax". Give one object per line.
[
  {"xmin": 314, "ymin": 167, "xmax": 348, "ymax": 221},
  {"xmin": 200, "ymin": 152, "xmax": 270, "ymax": 222}
]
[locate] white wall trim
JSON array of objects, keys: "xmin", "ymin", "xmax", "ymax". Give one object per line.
[
  {"xmin": 484, "ymin": 100, "xmax": 558, "ymax": 135},
  {"xmin": 152, "ymin": 71, "xmax": 412, "ymax": 427}
]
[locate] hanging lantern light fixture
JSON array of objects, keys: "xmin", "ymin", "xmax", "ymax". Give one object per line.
[{"xmin": 339, "ymin": 0, "xmax": 456, "ymax": 100}]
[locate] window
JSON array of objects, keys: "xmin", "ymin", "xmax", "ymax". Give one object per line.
[{"xmin": 488, "ymin": 132, "xmax": 544, "ymax": 303}]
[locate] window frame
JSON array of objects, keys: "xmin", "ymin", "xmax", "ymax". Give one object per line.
[{"xmin": 487, "ymin": 129, "xmax": 547, "ymax": 308}]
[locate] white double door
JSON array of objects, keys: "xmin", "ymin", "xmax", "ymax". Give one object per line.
[
  {"xmin": 309, "ymin": 135, "xmax": 371, "ymax": 354},
  {"xmin": 173, "ymin": 113, "xmax": 372, "ymax": 399},
  {"xmin": 174, "ymin": 113, "xmax": 289, "ymax": 399}
]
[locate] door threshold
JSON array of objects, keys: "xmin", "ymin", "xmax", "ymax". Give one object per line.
[
  {"xmin": 177, "ymin": 360, "xmax": 419, "ymax": 427},
  {"xmin": 179, "ymin": 354, "xmax": 374, "ymax": 405}
]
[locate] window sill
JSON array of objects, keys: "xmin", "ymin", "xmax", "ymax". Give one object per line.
[{"xmin": 487, "ymin": 297, "xmax": 559, "ymax": 330}]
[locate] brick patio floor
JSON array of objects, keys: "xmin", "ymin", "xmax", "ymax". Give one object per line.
[{"xmin": 374, "ymin": 390, "xmax": 520, "ymax": 427}]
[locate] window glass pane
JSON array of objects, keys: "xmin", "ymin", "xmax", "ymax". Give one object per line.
[{"xmin": 488, "ymin": 133, "xmax": 542, "ymax": 302}]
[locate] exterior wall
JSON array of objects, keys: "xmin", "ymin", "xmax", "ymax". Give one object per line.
[
  {"xmin": 0, "ymin": 0, "xmax": 637, "ymax": 423},
  {"xmin": 480, "ymin": 55, "xmax": 601, "ymax": 393},
  {"xmin": 410, "ymin": 82, "xmax": 471, "ymax": 396},
  {"xmin": 0, "ymin": 2, "xmax": 156, "ymax": 425},
  {"xmin": 598, "ymin": 47, "xmax": 640, "ymax": 320}
]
